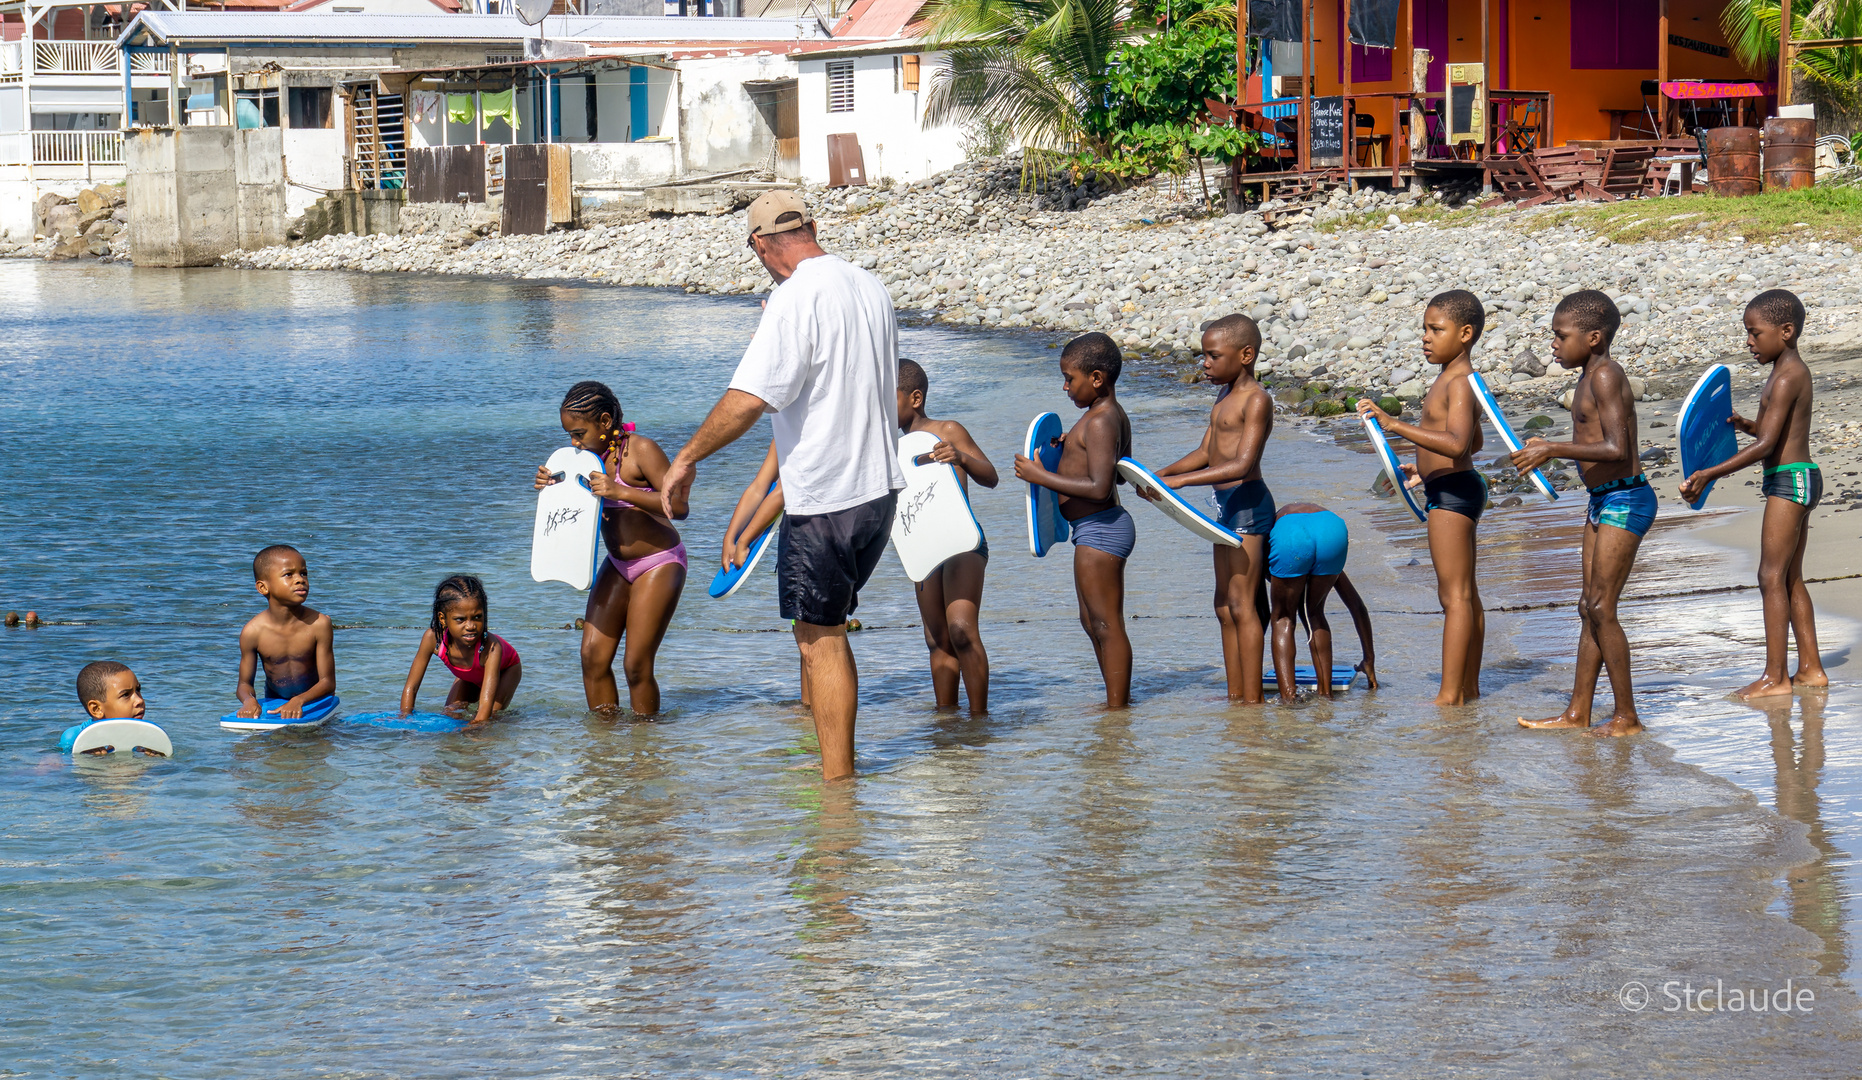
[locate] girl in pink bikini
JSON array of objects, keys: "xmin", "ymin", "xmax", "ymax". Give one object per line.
[
  {"xmin": 534, "ymin": 380, "xmax": 688, "ymax": 715},
  {"xmin": 398, "ymin": 574, "xmax": 521, "ymax": 724}
]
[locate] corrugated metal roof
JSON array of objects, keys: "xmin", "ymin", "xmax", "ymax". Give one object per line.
[
  {"xmin": 116, "ymin": 12, "xmax": 831, "ymax": 48},
  {"xmin": 829, "ymin": 0, "xmax": 922, "ymax": 41}
]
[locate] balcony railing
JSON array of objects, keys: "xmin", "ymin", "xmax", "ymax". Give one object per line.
[
  {"xmin": 0, "ymin": 40, "xmax": 170, "ymax": 80},
  {"xmin": 31, "ymin": 130, "xmax": 124, "ymax": 166}
]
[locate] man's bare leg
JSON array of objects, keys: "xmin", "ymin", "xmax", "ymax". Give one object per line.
[
  {"xmin": 1786, "ymin": 510, "xmax": 1828, "ymax": 689},
  {"xmin": 1427, "ymin": 508, "xmax": 1482, "ymax": 706},
  {"xmin": 1741, "ymin": 497, "xmax": 1809, "ymax": 699},
  {"xmin": 1524, "ymin": 523, "xmax": 1602, "ymax": 730},
  {"xmin": 794, "ymin": 620, "xmax": 858, "ymax": 780}
]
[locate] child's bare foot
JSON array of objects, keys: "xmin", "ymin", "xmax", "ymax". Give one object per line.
[
  {"xmin": 1587, "ymin": 715, "xmax": 1645, "ymax": 737},
  {"xmin": 1793, "ymin": 669, "xmax": 1830, "ymax": 690},
  {"xmin": 1519, "ymin": 709, "xmax": 1590, "ymax": 730},
  {"xmin": 1736, "ymin": 675, "xmax": 1794, "ymax": 700},
  {"xmin": 1432, "ymin": 691, "xmax": 1468, "ymax": 706}
]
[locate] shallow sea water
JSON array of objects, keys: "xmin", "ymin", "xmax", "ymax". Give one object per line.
[{"xmin": 3, "ymin": 261, "xmax": 1860, "ymax": 1077}]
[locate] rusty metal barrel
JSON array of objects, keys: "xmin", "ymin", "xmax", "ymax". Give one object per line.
[
  {"xmin": 1762, "ymin": 116, "xmax": 1817, "ymax": 192},
  {"xmin": 1705, "ymin": 126, "xmax": 1762, "ymax": 197}
]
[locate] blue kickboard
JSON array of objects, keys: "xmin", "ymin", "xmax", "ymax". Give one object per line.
[
  {"xmin": 1361, "ymin": 415, "xmax": 1428, "ymax": 523},
  {"xmin": 1263, "ymin": 665, "xmax": 1363, "ymax": 691},
  {"xmin": 221, "ymin": 694, "xmax": 340, "ymax": 728},
  {"xmin": 1469, "ymin": 371, "xmax": 1559, "ymax": 502},
  {"xmin": 342, "ymin": 710, "xmax": 471, "ymax": 733},
  {"xmin": 1678, "ymin": 364, "xmax": 1736, "ymax": 510},
  {"xmin": 1025, "ymin": 412, "xmax": 1070, "ymax": 557},
  {"xmin": 709, "ymin": 480, "xmax": 780, "ymax": 598}
]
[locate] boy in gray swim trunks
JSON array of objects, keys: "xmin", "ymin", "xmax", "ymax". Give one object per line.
[
  {"xmin": 1015, "ymin": 333, "xmax": 1136, "ymax": 708},
  {"xmin": 1149, "ymin": 314, "xmax": 1275, "ymax": 703}
]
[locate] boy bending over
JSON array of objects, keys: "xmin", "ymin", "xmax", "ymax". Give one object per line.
[
  {"xmin": 1356, "ymin": 290, "xmax": 1488, "ymax": 705},
  {"xmin": 1015, "ymin": 333, "xmax": 1136, "ymax": 707},
  {"xmin": 1149, "ymin": 314, "xmax": 1276, "ymax": 702},
  {"xmin": 898, "ymin": 358, "xmax": 999, "ymax": 713},
  {"xmin": 235, "ymin": 544, "xmax": 335, "ymax": 719},
  {"xmin": 1514, "ymin": 290, "xmax": 1652, "ymax": 735},
  {"xmin": 1680, "ymin": 289, "xmax": 1828, "ymax": 699}
]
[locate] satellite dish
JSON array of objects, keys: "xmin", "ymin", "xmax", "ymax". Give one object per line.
[{"xmin": 511, "ymin": 0, "xmax": 551, "ymax": 27}]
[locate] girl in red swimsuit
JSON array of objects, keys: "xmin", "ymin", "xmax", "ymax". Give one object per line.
[
  {"xmin": 533, "ymin": 380, "xmax": 688, "ymax": 716},
  {"xmin": 398, "ymin": 574, "xmax": 522, "ymax": 724}
]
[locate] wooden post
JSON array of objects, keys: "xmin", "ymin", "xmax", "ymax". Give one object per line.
[
  {"xmin": 1343, "ymin": 0, "xmax": 1352, "ymax": 185},
  {"xmin": 1480, "ymin": 0, "xmax": 1489, "ymax": 159},
  {"xmin": 1237, "ymin": 0, "xmax": 1248, "ymax": 103},
  {"xmin": 1657, "ymin": 0, "xmax": 1669, "ymax": 133},
  {"xmin": 1780, "ymin": 0, "xmax": 1793, "ymax": 107},
  {"xmin": 1300, "ymin": 0, "xmax": 1314, "ymax": 171},
  {"xmin": 1407, "ymin": 0, "xmax": 1422, "ymax": 177}
]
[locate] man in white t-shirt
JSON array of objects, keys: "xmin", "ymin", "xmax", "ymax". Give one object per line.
[{"xmin": 661, "ymin": 190, "xmax": 903, "ymax": 781}]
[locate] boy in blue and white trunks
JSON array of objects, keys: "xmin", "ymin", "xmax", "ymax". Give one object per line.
[
  {"xmin": 1015, "ymin": 333, "xmax": 1136, "ymax": 708},
  {"xmin": 1680, "ymin": 289, "xmax": 1828, "ymax": 700},
  {"xmin": 1152, "ymin": 314, "xmax": 1275, "ymax": 702},
  {"xmin": 1266, "ymin": 504, "xmax": 1377, "ymax": 702},
  {"xmin": 1512, "ymin": 290, "xmax": 1652, "ymax": 736}
]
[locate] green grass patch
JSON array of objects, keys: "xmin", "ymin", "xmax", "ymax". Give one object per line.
[
  {"xmin": 1528, "ymin": 186, "xmax": 1862, "ymax": 244},
  {"xmin": 1318, "ymin": 202, "xmax": 1490, "ymax": 233}
]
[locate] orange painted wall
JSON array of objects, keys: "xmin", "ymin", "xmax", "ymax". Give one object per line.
[{"xmin": 1303, "ymin": 0, "xmax": 1765, "ymax": 145}]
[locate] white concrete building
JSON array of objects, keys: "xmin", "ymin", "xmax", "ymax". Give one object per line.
[{"xmin": 792, "ymin": 40, "xmax": 958, "ymax": 185}]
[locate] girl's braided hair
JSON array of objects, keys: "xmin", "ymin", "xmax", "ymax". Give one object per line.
[
  {"xmin": 561, "ymin": 381, "xmax": 622, "ymax": 430},
  {"xmin": 431, "ymin": 574, "xmax": 490, "ymax": 639}
]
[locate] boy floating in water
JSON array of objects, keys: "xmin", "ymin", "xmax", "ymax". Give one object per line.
[
  {"xmin": 1355, "ymin": 290, "xmax": 1488, "ymax": 705},
  {"xmin": 897, "ymin": 357, "xmax": 999, "ymax": 713},
  {"xmin": 1150, "ymin": 314, "xmax": 1275, "ymax": 702},
  {"xmin": 1514, "ymin": 291, "xmax": 1652, "ymax": 735},
  {"xmin": 1015, "ymin": 332, "xmax": 1135, "ymax": 708},
  {"xmin": 234, "ymin": 544, "xmax": 336, "ymax": 719},
  {"xmin": 61, "ymin": 661, "xmax": 151, "ymax": 754},
  {"xmin": 1680, "ymin": 289, "xmax": 1828, "ymax": 699},
  {"xmin": 1265, "ymin": 503, "xmax": 1377, "ymax": 701}
]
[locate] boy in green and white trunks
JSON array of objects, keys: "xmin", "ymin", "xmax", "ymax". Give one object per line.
[{"xmin": 1680, "ymin": 289, "xmax": 1829, "ymax": 699}]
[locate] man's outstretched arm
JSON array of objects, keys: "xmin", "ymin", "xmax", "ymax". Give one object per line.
[{"xmin": 662, "ymin": 388, "xmax": 768, "ymax": 519}]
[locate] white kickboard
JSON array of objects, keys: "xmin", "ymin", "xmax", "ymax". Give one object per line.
[
  {"xmin": 1117, "ymin": 457, "xmax": 1241, "ymax": 547},
  {"xmin": 1362, "ymin": 416, "xmax": 1428, "ymax": 523},
  {"xmin": 892, "ymin": 430, "xmax": 985, "ymax": 582},
  {"xmin": 1025, "ymin": 412, "xmax": 1069, "ymax": 557},
  {"xmin": 1469, "ymin": 371, "xmax": 1558, "ymax": 502},
  {"xmin": 70, "ymin": 719, "xmax": 173, "ymax": 757},
  {"xmin": 531, "ymin": 446, "xmax": 605, "ymax": 591}
]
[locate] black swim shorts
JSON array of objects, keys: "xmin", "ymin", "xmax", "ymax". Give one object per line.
[
  {"xmin": 777, "ymin": 491, "xmax": 899, "ymax": 626},
  {"xmin": 1422, "ymin": 470, "xmax": 1489, "ymax": 523}
]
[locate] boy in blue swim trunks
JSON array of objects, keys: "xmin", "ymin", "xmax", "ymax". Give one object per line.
[
  {"xmin": 1355, "ymin": 290, "xmax": 1488, "ymax": 706},
  {"xmin": 1150, "ymin": 314, "xmax": 1276, "ymax": 702},
  {"xmin": 1680, "ymin": 289, "xmax": 1828, "ymax": 700},
  {"xmin": 1512, "ymin": 291, "xmax": 1652, "ymax": 736},
  {"xmin": 1015, "ymin": 332, "xmax": 1136, "ymax": 707},
  {"xmin": 234, "ymin": 545, "xmax": 336, "ymax": 720},
  {"xmin": 1266, "ymin": 504, "xmax": 1377, "ymax": 702}
]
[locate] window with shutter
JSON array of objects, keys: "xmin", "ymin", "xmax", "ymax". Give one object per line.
[
  {"xmin": 827, "ymin": 61, "xmax": 855, "ymax": 113},
  {"xmin": 902, "ymin": 54, "xmax": 920, "ymax": 92}
]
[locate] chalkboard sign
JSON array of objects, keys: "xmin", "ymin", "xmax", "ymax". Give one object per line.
[
  {"xmin": 1310, "ymin": 95, "xmax": 1345, "ymax": 166},
  {"xmin": 1449, "ymin": 82, "xmax": 1480, "ymax": 141}
]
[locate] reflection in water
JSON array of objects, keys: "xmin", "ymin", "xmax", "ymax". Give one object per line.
[{"xmin": 1762, "ymin": 694, "xmax": 1852, "ymax": 978}]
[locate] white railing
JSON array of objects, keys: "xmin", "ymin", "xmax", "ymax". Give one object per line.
[
  {"xmin": 130, "ymin": 51, "xmax": 171, "ymax": 74},
  {"xmin": 0, "ymin": 42, "xmax": 22, "ymax": 82},
  {"xmin": 32, "ymin": 131, "xmax": 124, "ymax": 167},
  {"xmin": 35, "ymin": 40, "xmax": 118, "ymax": 75}
]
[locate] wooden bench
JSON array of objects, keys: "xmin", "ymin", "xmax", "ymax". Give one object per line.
[
  {"xmin": 1591, "ymin": 146, "xmax": 1656, "ymax": 200},
  {"xmin": 1531, "ymin": 147, "xmax": 1602, "ymax": 203},
  {"xmin": 1482, "ymin": 155, "xmax": 1542, "ymax": 204}
]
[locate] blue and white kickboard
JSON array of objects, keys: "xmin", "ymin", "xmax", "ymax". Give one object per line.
[
  {"xmin": 532, "ymin": 446, "xmax": 605, "ymax": 591},
  {"xmin": 709, "ymin": 481, "xmax": 781, "ymax": 599},
  {"xmin": 342, "ymin": 710, "xmax": 471, "ymax": 733},
  {"xmin": 1678, "ymin": 364, "xmax": 1736, "ymax": 510},
  {"xmin": 1025, "ymin": 412, "xmax": 1070, "ymax": 557},
  {"xmin": 1263, "ymin": 665, "xmax": 1362, "ymax": 692},
  {"xmin": 1117, "ymin": 457, "xmax": 1241, "ymax": 547},
  {"xmin": 1469, "ymin": 371, "xmax": 1558, "ymax": 502},
  {"xmin": 893, "ymin": 430, "xmax": 985, "ymax": 581},
  {"xmin": 220, "ymin": 694, "xmax": 340, "ymax": 732},
  {"xmin": 1360, "ymin": 416, "xmax": 1428, "ymax": 523},
  {"xmin": 63, "ymin": 719, "xmax": 173, "ymax": 756}
]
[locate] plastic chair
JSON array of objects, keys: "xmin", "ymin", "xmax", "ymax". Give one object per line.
[{"xmin": 1660, "ymin": 163, "xmax": 1685, "ymax": 196}]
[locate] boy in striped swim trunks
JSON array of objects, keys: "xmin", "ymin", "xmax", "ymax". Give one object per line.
[
  {"xmin": 1680, "ymin": 289, "xmax": 1828, "ymax": 700},
  {"xmin": 1511, "ymin": 291, "xmax": 1652, "ymax": 736}
]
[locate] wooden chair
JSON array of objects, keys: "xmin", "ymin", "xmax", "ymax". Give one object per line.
[
  {"xmin": 1590, "ymin": 146, "xmax": 1656, "ymax": 200},
  {"xmin": 1483, "ymin": 156, "xmax": 1541, "ymax": 204},
  {"xmin": 1530, "ymin": 147, "xmax": 1601, "ymax": 202}
]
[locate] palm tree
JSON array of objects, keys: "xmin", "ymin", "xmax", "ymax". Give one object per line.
[
  {"xmin": 1723, "ymin": 0, "xmax": 1862, "ymax": 105},
  {"xmin": 918, "ymin": 0, "xmax": 1138, "ymax": 155}
]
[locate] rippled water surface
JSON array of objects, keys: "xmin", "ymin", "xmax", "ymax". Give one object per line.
[{"xmin": 4, "ymin": 261, "xmax": 1861, "ymax": 1077}]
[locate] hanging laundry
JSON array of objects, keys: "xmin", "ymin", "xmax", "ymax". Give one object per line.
[
  {"xmin": 480, "ymin": 89, "xmax": 519, "ymax": 131},
  {"xmin": 446, "ymin": 94, "xmax": 476, "ymax": 126},
  {"xmin": 410, "ymin": 90, "xmax": 442, "ymax": 125}
]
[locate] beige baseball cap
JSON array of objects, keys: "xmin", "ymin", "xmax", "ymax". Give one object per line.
[{"xmin": 746, "ymin": 190, "xmax": 812, "ymax": 240}]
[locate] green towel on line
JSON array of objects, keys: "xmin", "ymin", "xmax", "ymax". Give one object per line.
[
  {"xmin": 480, "ymin": 89, "xmax": 519, "ymax": 130},
  {"xmin": 445, "ymin": 94, "xmax": 475, "ymax": 125}
]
